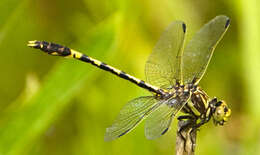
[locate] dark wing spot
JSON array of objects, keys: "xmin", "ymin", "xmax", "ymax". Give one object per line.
[
  {"xmin": 118, "ymin": 129, "xmax": 130, "ymax": 137},
  {"xmin": 161, "ymin": 128, "xmax": 169, "ymax": 135},
  {"xmin": 182, "ymin": 23, "xmax": 186, "ymax": 33},
  {"xmin": 225, "ymin": 19, "xmax": 230, "ymax": 28}
]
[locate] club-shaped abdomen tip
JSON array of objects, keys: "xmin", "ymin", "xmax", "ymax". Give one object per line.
[{"xmin": 27, "ymin": 40, "xmax": 41, "ymax": 48}]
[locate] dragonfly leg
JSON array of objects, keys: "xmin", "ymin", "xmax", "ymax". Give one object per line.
[
  {"xmin": 188, "ymin": 117, "xmax": 211, "ymax": 148},
  {"xmin": 193, "ymin": 117, "xmax": 210, "ymax": 129},
  {"xmin": 177, "ymin": 115, "xmax": 194, "ymax": 121}
]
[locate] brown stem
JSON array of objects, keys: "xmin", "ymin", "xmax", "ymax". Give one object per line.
[{"xmin": 176, "ymin": 120, "xmax": 197, "ymax": 155}]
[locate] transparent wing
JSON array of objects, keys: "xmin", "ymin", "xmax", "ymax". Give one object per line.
[
  {"xmin": 182, "ymin": 15, "xmax": 230, "ymax": 84},
  {"xmin": 104, "ymin": 96, "xmax": 159, "ymax": 141},
  {"xmin": 145, "ymin": 21, "xmax": 186, "ymax": 88},
  {"xmin": 145, "ymin": 98, "xmax": 186, "ymax": 139}
]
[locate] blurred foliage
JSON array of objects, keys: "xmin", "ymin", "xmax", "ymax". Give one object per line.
[{"xmin": 0, "ymin": 0, "xmax": 259, "ymax": 154}]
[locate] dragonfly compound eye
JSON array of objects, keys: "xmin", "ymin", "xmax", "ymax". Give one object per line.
[{"xmin": 213, "ymin": 101, "xmax": 231, "ymax": 125}]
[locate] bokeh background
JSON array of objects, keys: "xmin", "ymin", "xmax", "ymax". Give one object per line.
[{"xmin": 0, "ymin": 0, "xmax": 260, "ymax": 154}]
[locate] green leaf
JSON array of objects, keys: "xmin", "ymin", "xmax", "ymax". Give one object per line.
[{"xmin": 0, "ymin": 15, "xmax": 118, "ymax": 155}]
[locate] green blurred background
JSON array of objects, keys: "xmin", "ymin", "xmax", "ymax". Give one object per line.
[{"xmin": 0, "ymin": 0, "xmax": 260, "ymax": 154}]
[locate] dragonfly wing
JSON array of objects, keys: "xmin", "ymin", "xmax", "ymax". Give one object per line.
[
  {"xmin": 104, "ymin": 96, "xmax": 159, "ymax": 141},
  {"xmin": 145, "ymin": 98, "xmax": 186, "ymax": 139},
  {"xmin": 182, "ymin": 15, "xmax": 230, "ymax": 84},
  {"xmin": 145, "ymin": 21, "xmax": 186, "ymax": 88}
]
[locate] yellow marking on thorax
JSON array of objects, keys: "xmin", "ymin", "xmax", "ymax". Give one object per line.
[
  {"xmin": 187, "ymin": 101, "xmax": 201, "ymax": 116},
  {"xmin": 206, "ymin": 108, "xmax": 211, "ymax": 117},
  {"xmin": 196, "ymin": 87, "xmax": 210, "ymax": 109},
  {"xmin": 197, "ymin": 87, "xmax": 209, "ymax": 97},
  {"xmin": 200, "ymin": 93, "xmax": 209, "ymax": 109},
  {"xmin": 70, "ymin": 49, "xmax": 83, "ymax": 59}
]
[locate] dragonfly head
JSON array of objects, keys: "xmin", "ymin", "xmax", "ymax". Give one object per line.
[{"xmin": 210, "ymin": 98, "xmax": 231, "ymax": 126}]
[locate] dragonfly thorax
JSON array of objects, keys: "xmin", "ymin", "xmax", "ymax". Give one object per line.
[
  {"xmin": 160, "ymin": 84, "xmax": 193, "ymax": 109},
  {"xmin": 179, "ymin": 87, "xmax": 231, "ymax": 129},
  {"xmin": 159, "ymin": 84, "xmax": 192, "ymax": 99}
]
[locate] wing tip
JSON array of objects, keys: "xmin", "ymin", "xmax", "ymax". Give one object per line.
[
  {"xmin": 104, "ymin": 133, "xmax": 116, "ymax": 142},
  {"xmin": 145, "ymin": 132, "xmax": 157, "ymax": 140},
  {"xmin": 104, "ymin": 128, "xmax": 131, "ymax": 141},
  {"xmin": 215, "ymin": 15, "xmax": 230, "ymax": 29},
  {"xmin": 145, "ymin": 127, "xmax": 169, "ymax": 140},
  {"xmin": 104, "ymin": 127, "xmax": 115, "ymax": 141},
  {"xmin": 104, "ymin": 136, "xmax": 112, "ymax": 142}
]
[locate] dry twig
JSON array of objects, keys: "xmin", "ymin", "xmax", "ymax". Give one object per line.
[{"xmin": 176, "ymin": 120, "xmax": 197, "ymax": 155}]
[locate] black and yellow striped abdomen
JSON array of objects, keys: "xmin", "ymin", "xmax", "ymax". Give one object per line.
[{"xmin": 27, "ymin": 41, "xmax": 165, "ymax": 96}]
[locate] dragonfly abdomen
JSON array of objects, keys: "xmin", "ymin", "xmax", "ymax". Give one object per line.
[{"xmin": 28, "ymin": 40, "xmax": 165, "ymax": 95}]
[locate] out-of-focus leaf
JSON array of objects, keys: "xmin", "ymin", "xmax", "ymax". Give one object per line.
[
  {"xmin": 0, "ymin": 15, "xmax": 118, "ymax": 155},
  {"xmin": 240, "ymin": 0, "xmax": 260, "ymax": 120},
  {"xmin": 0, "ymin": 0, "xmax": 29, "ymax": 44}
]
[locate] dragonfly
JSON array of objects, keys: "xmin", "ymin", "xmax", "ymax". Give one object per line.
[{"xmin": 27, "ymin": 15, "xmax": 231, "ymax": 141}]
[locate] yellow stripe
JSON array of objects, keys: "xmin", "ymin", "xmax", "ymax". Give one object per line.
[
  {"xmin": 200, "ymin": 94, "xmax": 208, "ymax": 109},
  {"xmin": 130, "ymin": 76, "xmax": 141, "ymax": 83},
  {"xmin": 68, "ymin": 49, "xmax": 161, "ymax": 93},
  {"xmin": 27, "ymin": 43, "xmax": 37, "ymax": 47},
  {"xmin": 206, "ymin": 108, "xmax": 211, "ymax": 117},
  {"xmin": 70, "ymin": 49, "xmax": 83, "ymax": 59},
  {"xmin": 188, "ymin": 101, "xmax": 201, "ymax": 116},
  {"xmin": 149, "ymin": 84, "xmax": 160, "ymax": 91},
  {"xmin": 197, "ymin": 88, "xmax": 209, "ymax": 109},
  {"xmin": 111, "ymin": 67, "xmax": 121, "ymax": 75},
  {"xmin": 51, "ymin": 52, "xmax": 59, "ymax": 56},
  {"xmin": 89, "ymin": 57, "xmax": 102, "ymax": 66}
]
